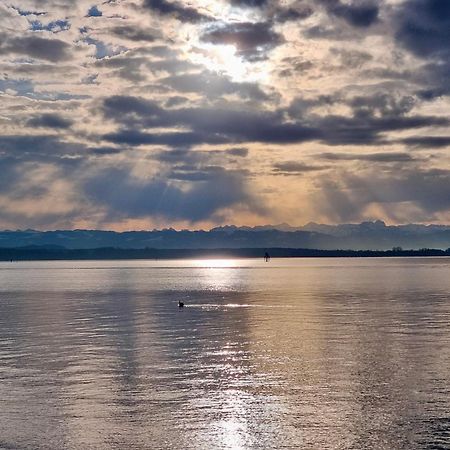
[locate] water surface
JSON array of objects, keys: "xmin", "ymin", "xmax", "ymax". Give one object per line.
[{"xmin": 0, "ymin": 258, "xmax": 449, "ymax": 449}]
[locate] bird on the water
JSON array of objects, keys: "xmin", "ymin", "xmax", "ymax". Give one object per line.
[{"xmin": 178, "ymin": 301, "xmax": 184, "ymax": 308}]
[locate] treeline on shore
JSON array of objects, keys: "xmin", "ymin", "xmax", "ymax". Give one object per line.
[{"xmin": 1, "ymin": 246, "xmax": 450, "ymax": 261}]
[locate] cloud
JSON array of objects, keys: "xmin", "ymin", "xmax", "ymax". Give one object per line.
[
  {"xmin": 0, "ymin": 34, "xmax": 72, "ymax": 62},
  {"xmin": 83, "ymin": 166, "xmax": 260, "ymax": 222},
  {"xmin": 101, "ymin": 93, "xmax": 448, "ymax": 148},
  {"xmin": 330, "ymin": 48, "xmax": 373, "ymax": 69},
  {"xmin": 0, "ymin": 0, "xmax": 449, "ymax": 228},
  {"xmin": 273, "ymin": 162, "xmax": 330, "ymax": 175},
  {"xmin": 315, "ymin": 167, "xmax": 450, "ymax": 223},
  {"xmin": 165, "ymin": 96, "xmax": 189, "ymax": 108},
  {"xmin": 101, "ymin": 96, "xmax": 321, "ymax": 145},
  {"xmin": 318, "ymin": 114, "xmax": 448, "ymax": 146},
  {"xmin": 274, "ymin": 6, "xmax": 314, "ymax": 23},
  {"xmin": 395, "ymin": 0, "xmax": 450, "ymax": 59},
  {"xmin": 226, "ymin": 147, "xmax": 248, "ymax": 157},
  {"xmin": 27, "ymin": 113, "xmax": 73, "ymax": 129},
  {"xmin": 229, "ymin": 0, "xmax": 268, "ymax": 8},
  {"xmin": 103, "ymin": 129, "xmax": 230, "ymax": 146},
  {"xmin": 0, "ymin": 135, "xmax": 82, "ymax": 158},
  {"xmin": 402, "ymin": 136, "xmax": 450, "ymax": 149},
  {"xmin": 320, "ymin": 152, "xmax": 418, "ymax": 162},
  {"xmin": 322, "ymin": 0, "xmax": 379, "ymax": 27},
  {"xmin": 109, "ymin": 25, "xmax": 158, "ymax": 42},
  {"xmin": 142, "ymin": 0, "xmax": 211, "ymax": 23},
  {"xmin": 160, "ymin": 70, "xmax": 270, "ymax": 100},
  {"xmin": 349, "ymin": 93, "xmax": 415, "ymax": 118},
  {"xmin": 201, "ymin": 22, "xmax": 283, "ymax": 61}
]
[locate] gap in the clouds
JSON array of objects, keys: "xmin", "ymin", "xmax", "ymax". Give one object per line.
[
  {"xmin": 83, "ymin": 36, "xmax": 127, "ymax": 59},
  {"xmin": 30, "ymin": 19, "xmax": 71, "ymax": 33}
]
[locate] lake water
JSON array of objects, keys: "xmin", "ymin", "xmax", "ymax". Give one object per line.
[{"xmin": 0, "ymin": 258, "xmax": 449, "ymax": 449}]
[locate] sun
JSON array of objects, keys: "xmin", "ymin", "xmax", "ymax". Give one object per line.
[
  {"xmin": 209, "ymin": 44, "xmax": 247, "ymax": 80},
  {"xmin": 191, "ymin": 42, "xmax": 269, "ymax": 84}
]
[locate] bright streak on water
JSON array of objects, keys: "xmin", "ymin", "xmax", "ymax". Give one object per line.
[{"xmin": 0, "ymin": 258, "xmax": 449, "ymax": 449}]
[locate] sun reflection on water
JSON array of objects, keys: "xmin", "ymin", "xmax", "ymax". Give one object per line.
[
  {"xmin": 214, "ymin": 390, "xmax": 253, "ymax": 450},
  {"xmin": 192, "ymin": 258, "xmax": 240, "ymax": 268}
]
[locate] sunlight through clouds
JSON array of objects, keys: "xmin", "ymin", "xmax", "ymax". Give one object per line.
[{"xmin": 0, "ymin": 0, "xmax": 449, "ymax": 229}]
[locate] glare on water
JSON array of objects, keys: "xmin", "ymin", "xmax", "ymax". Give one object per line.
[{"xmin": 0, "ymin": 258, "xmax": 449, "ymax": 449}]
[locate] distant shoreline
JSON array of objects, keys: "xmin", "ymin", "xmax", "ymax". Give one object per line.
[{"xmin": 1, "ymin": 247, "xmax": 449, "ymax": 261}]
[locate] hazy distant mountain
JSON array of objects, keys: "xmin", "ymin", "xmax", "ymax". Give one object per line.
[{"xmin": 0, "ymin": 221, "xmax": 449, "ymax": 250}]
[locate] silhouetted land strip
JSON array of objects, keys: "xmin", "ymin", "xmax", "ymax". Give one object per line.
[{"xmin": 1, "ymin": 247, "xmax": 450, "ymax": 261}]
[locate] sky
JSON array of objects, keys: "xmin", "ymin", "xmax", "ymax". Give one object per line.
[{"xmin": 0, "ymin": 0, "xmax": 449, "ymax": 230}]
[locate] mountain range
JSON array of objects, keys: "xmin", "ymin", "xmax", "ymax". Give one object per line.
[{"xmin": 1, "ymin": 221, "xmax": 450, "ymax": 250}]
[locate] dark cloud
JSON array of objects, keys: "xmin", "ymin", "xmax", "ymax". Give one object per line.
[
  {"xmin": 152, "ymin": 147, "xmax": 249, "ymax": 166},
  {"xmin": 274, "ymin": 6, "xmax": 314, "ymax": 23},
  {"xmin": 27, "ymin": 113, "xmax": 73, "ymax": 129},
  {"xmin": 229, "ymin": 0, "xmax": 268, "ymax": 7},
  {"xmin": 201, "ymin": 22, "xmax": 283, "ymax": 61},
  {"xmin": 320, "ymin": 152, "xmax": 418, "ymax": 162},
  {"xmin": 0, "ymin": 156, "xmax": 26, "ymax": 193},
  {"xmin": 0, "ymin": 135, "xmax": 76, "ymax": 156},
  {"xmin": 304, "ymin": 24, "xmax": 356, "ymax": 40},
  {"xmin": 415, "ymin": 60, "xmax": 450, "ymax": 99},
  {"xmin": 319, "ymin": 114, "xmax": 448, "ymax": 146},
  {"xmin": 393, "ymin": 1, "xmax": 450, "ymax": 101},
  {"xmin": 0, "ymin": 135, "xmax": 88, "ymax": 174},
  {"xmin": 101, "ymin": 94, "xmax": 448, "ymax": 148},
  {"xmin": 0, "ymin": 34, "xmax": 71, "ymax": 62},
  {"xmin": 165, "ymin": 96, "xmax": 189, "ymax": 108},
  {"xmin": 165, "ymin": 107, "xmax": 319, "ymax": 144},
  {"xmin": 89, "ymin": 146, "xmax": 123, "ymax": 155},
  {"xmin": 151, "ymin": 148, "xmax": 195, "ymax": 163},
  {"xmin": 161, "ymin": 70, "xmax": 270, "ymax": 100},
  {"xmin": 102, "ymin": 95, "xmax": 169, "ymax": 128},
  {"xmin": 147, "ymin": 45, "xmax": 178, "ymax": 58},
  {"xmin": 322, "ymin": 0, "xmax": 379, "ymax": 27},
  {"xmin": 103, "ymin": 128, "xmax": 231, "ymax": 147},
  {"xmin": 349, "ymin": 93, "xmax": 416, "ymax": 118},
  {"xmin": 168, "ymin": 165, "xmax": 249, "ymax": 181},
  {"xmin": 273, "ymin": 162, "xmax": 329, "ymax": 174},
  {"xmin": 83, "ymin": 166, "xmax": 259, "ymax": 222},
  {"xmin": 226, "ymin": 147, "xmax": 248, "ymax": 157},
  {"xmin": 395, "ymin": 0, "xmax": 450, "ymax": 59},
  {"xmin": 142, "ymin": 0, "xmax": 211, "ymax": 23},
  {"xmin": 110, "ymin": 25, "xmax": 157, "ymax": 42},
  {"xmin": 93, "ymin": 52, "xmax": 195, "ymax": 82},
  {"xmin": 101, "ymin": 101, "xmax": 318, "ymax": 146},
  {"xmin": 402, "ymin": 136, "xmax": 450, "ymax": 149}
]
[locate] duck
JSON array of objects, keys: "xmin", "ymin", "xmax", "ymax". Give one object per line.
[{"xmin": 178, "ymin": 301, "xmax": 184, "ymax": 308}]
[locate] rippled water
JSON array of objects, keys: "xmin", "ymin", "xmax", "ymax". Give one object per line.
[{"xmin": 0, "ymin": 258, "xmax": 449, "ymax": 449}]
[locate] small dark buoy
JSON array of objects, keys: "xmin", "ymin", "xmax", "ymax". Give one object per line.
[{"xmin": 178, "ymin": 301, "xmax": 184, "ymax": 308}]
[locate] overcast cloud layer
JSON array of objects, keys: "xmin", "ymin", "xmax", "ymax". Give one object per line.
[{"xmin": 0, "ymin": 0, "xmax": 449, "ymax": 229}]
